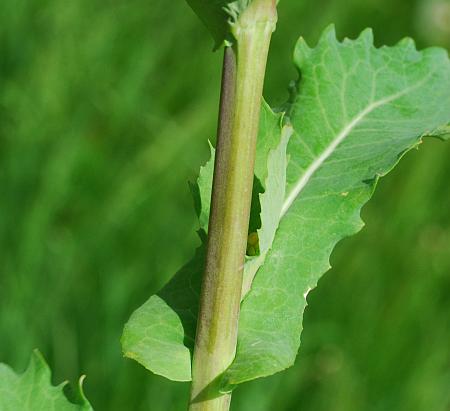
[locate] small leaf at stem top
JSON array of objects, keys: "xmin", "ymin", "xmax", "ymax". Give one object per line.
[{"xmin": 185, "ymin": 0, "xmax": 278, "ymax": 48}]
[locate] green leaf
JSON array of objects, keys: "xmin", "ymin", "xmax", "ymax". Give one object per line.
[
  {"xmin": 221, "ymin": 26, "xmax": 450, "ymax": 389},
  {"xmin": 190, "ymin": 142, "xmax": 215, "ymax": 234},
  {"xmin": 242, "ymin": 121, "xmax": 293, "ymax": 296},
  {"xmin": 0, "ymin": 350, "xmax": 92, "ymax": 411},
  {"xmin": 184, "ymin": 0, "xmax": 236, "ymax": 47},
  {"xmin": 185, "ymin": 0, "xmax": 278, "ymax": 48},
  {"xmin": 122, "ymin": 247, "xmax": 204, "ymax": 382},
  {"xmin": 121, "ymin": 103, "xmax": 285, "ymax": 381},
  {"xmin": 122, "ymin": 26, "xmax": 450, "ymax": 387}
]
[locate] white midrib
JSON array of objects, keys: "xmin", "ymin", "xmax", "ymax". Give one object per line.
[{"xmin": 280, "ymin": 87, "xmax": 419, "ymax": 218}]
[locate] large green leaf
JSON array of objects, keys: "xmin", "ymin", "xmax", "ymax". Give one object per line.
[
  {"xmin": 0, "ymin": 351, "xmax": 92, "ymax": 411},
  {"xmin": 122, "ymin": 26, "xmax": 450, "ymax": 388},
  {"xmin": 221, "ymin": 26, "xmax": 450, "ymax": 389}
]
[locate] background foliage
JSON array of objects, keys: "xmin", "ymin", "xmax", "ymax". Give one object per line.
[{"xmin": 0, "ymin": 0, "xmax": 449, "ymax": 410}]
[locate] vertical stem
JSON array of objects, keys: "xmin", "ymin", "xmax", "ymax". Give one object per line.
[{"xmin": 189, "ymin": 2, "xmax": 277, "ymax": 410}]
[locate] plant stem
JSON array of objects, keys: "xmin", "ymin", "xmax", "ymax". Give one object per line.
[{"xmin": 189, "ymin": 2, "xmax": 277, "ymax": 410}]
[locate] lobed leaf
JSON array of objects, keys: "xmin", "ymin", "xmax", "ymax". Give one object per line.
[
  {"xmin": 0, "ymin": 350, "xmax": 92, "ymax": 411},
  {"xmin": 221, "ymin": 26, "xmax": 450, "ymax": 389},
  {"xmin": 122, "ymin": 26, "xmax": 450, "ymax": 389}
]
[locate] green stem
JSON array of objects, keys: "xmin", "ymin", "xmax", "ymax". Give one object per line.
[{"xmin": 189, "ymin": 2, "xmax": 277, "ymax": 410}]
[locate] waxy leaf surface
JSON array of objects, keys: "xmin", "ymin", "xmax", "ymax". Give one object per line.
[
  {"xmin": 222, "ymin": 26, "xmax": 450, "ymax": 389},
  {"xmin": 122, "ymin": 27, "xmax": 450, "ymax": 388}
]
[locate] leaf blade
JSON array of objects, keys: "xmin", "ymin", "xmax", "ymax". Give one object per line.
[
  {"xmin": 121, "ymin": 27, "xmax": 450, "ymax": 389},
  {"xmin": 0, "ymin": 351, "xmax": 92, "ymax": 411},
  {"xmin": 222, "ymin": 26, "xmax": 450, "ymax": 388},
  {"xmin": 185, "ymin": 0, "xmax": 278, "ymax": 48}
]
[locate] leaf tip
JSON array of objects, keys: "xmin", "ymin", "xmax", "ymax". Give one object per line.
[
  {"xmin": 321, "ymin": 24, "xmax": 338, "ymax": 42},
  {"xmin": 294, "ymin": 37, "xmax": 312, "ymax": 66},
  {"xmin": 29, "ymin": 349, "xmax": 51, "ymax": 378},
  {"xmin": 77, "ymin": 375, "xmax": 91, "ymax": 404},
  {"xmin": 31, "ymin": 348, "xmax": 46, "ymax": 362},
  {"xmin": 359, "ymin": 27, "xmax": 374, "ymax": 45},
  {"xmin": 397, "ymin": 36, "xmax": 417, "ymax": 52}
]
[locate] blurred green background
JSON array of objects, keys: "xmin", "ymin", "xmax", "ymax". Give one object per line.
[{"xmin": 1, "ymin": 0, "xmax": 449, "ymax": 410}]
